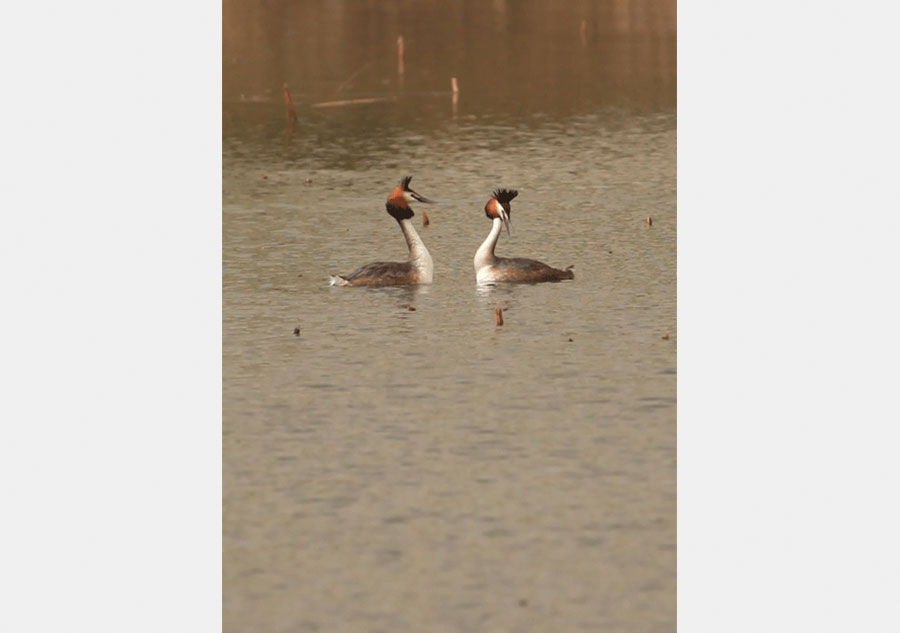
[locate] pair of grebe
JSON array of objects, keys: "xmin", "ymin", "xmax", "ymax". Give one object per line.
[{"xmin": 329, "ymin": 176, "xmax": 574, "ymax": 287}]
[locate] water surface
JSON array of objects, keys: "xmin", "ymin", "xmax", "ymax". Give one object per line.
[{"xmin": 224, "ymin": 2, "xmax": 675, "ymax": 631}]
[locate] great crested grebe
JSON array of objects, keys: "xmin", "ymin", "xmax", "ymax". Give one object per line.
[
  {"xmin": 330, "ymin": 176, "xmax": 435, "ymax": 287},
  {"xmin": 474, "ymin": 188, "xmax": 574, "ymax": 284}
]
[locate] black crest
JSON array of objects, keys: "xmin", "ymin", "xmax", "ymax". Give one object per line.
[
  {"xmin": 386, "ymin": 202, "xmax": 414, "ymax": 221},
  {"xmin": 489, "ymin": 188, "xmax": 517, "ymax": 220},
  {"xmin": 493, "ymin": 188, "xmax": 518, "ymax": 204},
  {"xmin": 400, "ymin": 175, "xmax": 413, "ymax": 190}
]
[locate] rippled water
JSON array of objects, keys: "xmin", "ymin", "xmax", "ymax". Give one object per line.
[{"xmin": 225, "ymin": 2, "xmax": 675, "ymax": 631}]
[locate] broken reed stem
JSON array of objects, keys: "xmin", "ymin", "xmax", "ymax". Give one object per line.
[
  {"xmin": 451, "ymin": 77, "xmax": 459, "ymax": 116},
  {"xmin": 397, "ymin": 35, "xmax": 405, "ymax": 75},
  {"xmin": 283, "ymin": 83, "xmax": 298, "ymax": 124},
  {"xmin": 495, "ymin": 306, "xmax": 504, "ymax": 326}
]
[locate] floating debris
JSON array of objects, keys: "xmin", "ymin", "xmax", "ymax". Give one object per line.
[
  {"xmin": 661, "ymin": 333, "xmax": 670, "ymax": 340},
  {"xmin": 646, "ymin": 215, "xmax": 653, "ymax": 226},
  {"xmin": 310, "ymin": 96, "xmax": 398, "ymax": 108},
  {"xmin": 293, "ymin": 326, "xmax": 300, "ymax": 336},
  {"xmin": 568, "ymin": 338, "xmax": 574, "ymax": 342},
  {"xmin": 422, "ymin": 211, "xmax": 430, "ymax": 226},
  {"xmin": 262, "ymin": 174, "xmax": 268, "ymax": 180},
  {"xmin": 407, "ymin": 305, "xmax": 416, "ymax": 311},
  {"xmin": 518, "ymin": 598, "xmax": 528, "ymax": 607},
  {"xmin": 495, "ymin": 306, "xmax": 504, "ymax": 326},
  {"xmin": 239, "ymin": 92, "xmax": 273, "ymax": 103},
  {"xmin": 397, "ymin": 35, "xmax": 405, "ymax": 75}
]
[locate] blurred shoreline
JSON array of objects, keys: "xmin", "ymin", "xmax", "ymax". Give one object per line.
[{"xmin": 223, "ymin": 0, "xmax": 676, "ymax": 112}]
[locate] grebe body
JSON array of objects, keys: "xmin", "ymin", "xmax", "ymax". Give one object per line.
[
  {"xmin": 473, "ymin": 188, "xmax": 574, "ymax": 284},
  {"xmin": 330, "ymin": 176, "xmax": 434, "ymax": 287}
]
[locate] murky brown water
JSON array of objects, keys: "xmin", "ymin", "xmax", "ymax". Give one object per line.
[{"xmin": 224, "ymin": 1, "xmax": 675, "ymax": 631}]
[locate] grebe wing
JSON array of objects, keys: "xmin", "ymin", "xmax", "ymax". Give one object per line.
[
  {"xmin": 340, "ymin": 261, "xmax": 416, "ymax": 286},
  {"xmin": 495, "ymin": 257, "xmax": 555, "ymax": 272},
  {"xmin": 494, "ymin": 257, "xmax": 574, "ymax": 282}
]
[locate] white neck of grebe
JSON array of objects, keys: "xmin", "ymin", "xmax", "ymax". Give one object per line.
[
  {"xmin": 474, "ymin": 217, "xmax": 503, "ymax": 272},
  {"xmin": 399, "ymin": 217, "xmax": 433, "ymax": 283}
]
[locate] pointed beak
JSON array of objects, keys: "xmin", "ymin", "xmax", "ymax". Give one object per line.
[
  {"xmin": 409, "ymin": 189, "xmax": 435, "ymax": 204},
  {"xmin": 499, "ymin": 208, "xmax": 512, "ymax": 236}
]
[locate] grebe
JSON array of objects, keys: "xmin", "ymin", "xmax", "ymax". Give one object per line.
[
  {"xmin": 474, "ymin": 188, "xmax": 574, "ymax": 284},
  {"xmin": 330, "ymin": 176, "xmax": 435, "ymax": 287}
]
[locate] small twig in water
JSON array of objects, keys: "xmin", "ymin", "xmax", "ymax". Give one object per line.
[{"xmin": 335, "ymin": 61, "xmax": 374, "ymax": 96}]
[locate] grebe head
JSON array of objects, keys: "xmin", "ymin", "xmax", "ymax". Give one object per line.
[
  {"xmin": 387, "ymin": 175, "xmax": 435, "ymax": 207},
  {"xmin": 386, "ymin": 175, "xmax": 434, "ymax": 221},
  {"xmin": 485, "ymin": 188, "xmax": 517, "ymax": 235}
]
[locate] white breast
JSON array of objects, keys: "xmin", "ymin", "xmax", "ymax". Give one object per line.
[{"xmin": 475, "ymin": 265, "xmax": 500, "ymax": 284}]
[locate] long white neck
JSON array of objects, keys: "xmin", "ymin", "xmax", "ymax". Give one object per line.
[
  {"xmin": 399, "ymin": 218, "xmax": 433, "ymax": 283},
  {"xmin": 474, "ymin": 217, "xmax": 503, "ymax": 272}
]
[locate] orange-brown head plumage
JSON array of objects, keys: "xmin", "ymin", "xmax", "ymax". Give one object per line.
[
  {"xmin": 386, "ymin": 175, "xmax": 434, "ymax": 221},
  {"xmin": 387, "ymin": 180, "xmax": 410, "ymax": 207}
]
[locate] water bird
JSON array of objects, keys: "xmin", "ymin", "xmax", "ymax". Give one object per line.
[
  {"xmin": 473, "ymin": 188, "xmax": 574, "ymax": 284},
  {"xmin": 330, "ymin": 176, "xmax": 435, "ymax": 287}
]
